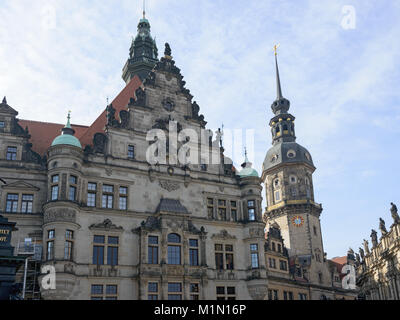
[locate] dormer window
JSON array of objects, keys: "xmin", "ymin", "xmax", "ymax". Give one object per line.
[{"xmin": 0, "ymin": 121, "xmax": 5, "ymax": 129}]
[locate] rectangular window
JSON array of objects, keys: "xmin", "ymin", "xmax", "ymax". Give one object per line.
[
  {"xmin": 87, "ymin": 183, "xmax": 97, "ymax": 207},
  {"xmin": 107, "ymin": 236, "xmax": 119, "ymax": 266},
  {"xmin": 269, "ymin": 258, "xmax": 276, "ymax": 269},
  {"xmin": 69, "ymin": 186, "xmax": 77, "ymax": 201},
  {"xmin": 148, "ymin": 282, "xmax": 158, "ymax": 300},
  {"xmin": 189, "ymin": 239, "xmax": 199, "ymax": 266},
  {"xmin": 64, "ymin": 241, "xmax": 73, "ymax": 260},
  {"xmin": 0, "ymin": 121, "xmax": 5, "ymax": 128},
  {"xmin": 51, "ymin": 185, "xmax": 59, "ymax": 201},
  {"xmin": 231, "ymin": 201, "xmax": 237, "ymax": 221},
  {"xmin": 47, "ymin": 241, "xmax": 54, "ymax": 260},
  {"xmin": 6, "ymin": 146, "xmax": 17, "ymax": 161},
  {"xmin": 128, "ymin": 145, "xmax": 135, "ymax": 160},
  {"xmin": 148, "ymin": 236, "xmax": 159, "ymax": 264},
  {"xmin": 102, "ymin": 185, "xmax": 114, "ymax": 209},
  {"xmin": 168, "ymin": 283, "xmax": 182, "ymax": 300},
  {"xmin": 250, "ymin": 244, "xmax": 259, "ymax": 269},
  {"xmin": 119, "ymin": 187, "xmax": 128, "ymax": 210},
  {"xmin": 217, "ymin": 286, "xmax": 236, "ymax": 300},
  {"xmin": 207, "ymin": 198, "xmax": 214, "ymax": 219},
  {"xmin": 6, "ymin": 194, "xmax": 18, "ymax": 213},
  {"xmin": 275, "ymin": 191, "xmax": 281, "ymax": 202},
  {"xmin": 280, "ymin": 260, "xmax": 288, "ymax": 271},
  {"xmin": 167, "ymin": 245, "xmax": 181, "ymax": 265},
  {"xmin": 48, "ymin": 230, "xmax": 55, "ymax": 239},
  {"xmin": 21, "ymin": 194, "xmax": 34, "ymax": 213},
  {"xmin": 93, "ymin": 236, "xmax": 105, "ymax": 265},
  {"xmin": 190, "ymin": 283, "xmax": 199, "ymax": 300},
  {"xmin": 106, "ymin": 285, "xmax": 118, "ymax": 300},
  {"xmin": 52, "ymin": 175, "xmax": 59, "ymax": 183},
  {"xmin": 69, "ymin": 175, "xmax": 77, "ymax": 184},
  {"xmin": 91, "ymin": 285, "xmax": 103, "ymax": 295},
  {"xmin": 299, "ymin": 293, "xmax": 308, "ymax": 300},
  {"xmin": 248, "ymin": 200, "xmax": 256, "ymax": 221},
  {"xmin": 218, "ymin": 199, "xmax": 227, "ymax": 220}
]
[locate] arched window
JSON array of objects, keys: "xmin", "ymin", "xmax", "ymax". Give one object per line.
[
  {"xmin": 168, "ymin": 233, "xmax": 181, "ymax": 243},
  {"xmin": 275, "ymin": 126, "xmax": 280, "ymax": 134},
  {"xmin": 168, "ymin": 234, "xmax": 181, "ymax": 265},
  {"xmin": 283, "ymin": 124, "xmax": 288, "ymax": 131}
]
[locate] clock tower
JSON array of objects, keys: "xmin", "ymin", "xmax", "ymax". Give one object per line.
[{"xmin": 262, "ymin": 47, "xmax": 331, "ymax": 288}]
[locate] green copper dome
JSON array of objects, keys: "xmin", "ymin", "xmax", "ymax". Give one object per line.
[
  {"xmin": 51, "ymin": 112, "xmax": 82, "ymax": 149},
  {"xmin": 51, "ymin": 134, "xmax": 82, "ymax": 148},
  {"xmin": 238, "ymin": 153, "xmax": 259, "ymax": 178},
  {"xmin": 238, "ymin": 167, "xmax": 259, "ymax": 178}
]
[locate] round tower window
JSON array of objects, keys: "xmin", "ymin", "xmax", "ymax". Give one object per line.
[{"xmin": 287, "ymin": 150, "xmax": 296, "ymax": 158}]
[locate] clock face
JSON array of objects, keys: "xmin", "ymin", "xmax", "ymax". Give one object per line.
[{"xmin": 292, "ymin": 216, "xmax": 304, "ymax": 227}]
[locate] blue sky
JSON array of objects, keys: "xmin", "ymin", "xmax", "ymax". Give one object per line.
[{"xmin": 1, "ymin": 0, "xmax": 399, "ymax": 258}]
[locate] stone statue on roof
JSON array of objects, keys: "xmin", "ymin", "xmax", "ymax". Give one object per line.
[
  {"xmin": 370, "ymin": 229, "xmax": 378, "ymax": 247},
  {"xmin": 379, "ymin": 218, "xmax": 387, "ymax": 235},
  {"xmin": 391, "ymin": 202, "xmax": 400, "ymax": 224},
  {"xmin": 363, "ymin": 239, "xmax": 370, "ymax": 255},
  {"xmin": 359, "ymin": 247, "xmax": 365, "ymax": 260}
]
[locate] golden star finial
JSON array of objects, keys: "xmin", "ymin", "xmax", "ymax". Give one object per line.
[{"xmin": 274, "ymin": 43, "xmax": 280, "ymax": 56}]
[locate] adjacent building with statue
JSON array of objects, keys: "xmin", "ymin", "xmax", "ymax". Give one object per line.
[{"xmin": 0, "ymin": 12, "xmax": 356, "ymax": 300}]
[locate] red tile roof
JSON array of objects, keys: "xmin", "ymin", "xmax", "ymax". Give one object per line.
[
  {"xmin": 19, "ymin": 75, "xmax": 142, "ymax": 156},
  {"xmin": 19, "ymin": 119, "xmax": 88, "ymax": 156},
  {"xmin": 79, "ymin": 75, "xmax": 142, "ymax": 148}
]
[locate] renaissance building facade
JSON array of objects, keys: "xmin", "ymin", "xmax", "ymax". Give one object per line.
[
  {"xmin": 0, "ymin": 13, "xmax": 356, "ymax": 300},
  {"xmin": 356, "ymin": 203, "xmax": 400, "ymax": 300}
]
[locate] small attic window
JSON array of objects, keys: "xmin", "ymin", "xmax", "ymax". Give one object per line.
[{"xmin": 0, "ymin": 121, "xmax": 4, "ymax": 128}]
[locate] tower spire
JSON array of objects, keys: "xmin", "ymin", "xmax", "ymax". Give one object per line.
[
  {"xmin": 274, "ymin": 44, "xmax": 283, "ymax": 100},
  {"xmin": 143, "ymin": 0, "xmax": 146, "ymax": 19}
]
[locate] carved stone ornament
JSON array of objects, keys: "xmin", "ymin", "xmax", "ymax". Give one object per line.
[
  {"xmin": 44, "ymin": 208, "xmax": 76, "ymax": 224},
  {"xmin": 89, "ymin": 219, "xmax": 123, "ymax": 231},
  {"xmin": 211, "ymin": 229, "xmax": 237, "ymax": 240},
  {"xmin": 159, "ymin": 180, "xmax": 180, "ymax": 192},
  {"xmin": 162, "ymin": 97, "xmax": 175, "ymax": 112},
  {"xmin": 132, "ymin": 87, "xmax": 146, "ymax": 107}
]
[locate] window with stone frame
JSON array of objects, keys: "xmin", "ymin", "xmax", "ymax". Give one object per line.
[
  {"xmin": 21, "ymin": 194, "xmax": 34, "ymax": 213},
  {"xmin": 102, "ymin": 185, "xmax": 114, "ymax": 209},
  {"xmin": 87, "ymin": 182, "xmax": 97, "ymax": 207},
  {"xmin": 279, "ymin": 260, "xmax": 288, "ymax": 271},
  {"xmin": 5, "ymin": 194, "xmax": 18, "ymax": 213},
  {"xmin": 51, "ymin": 175, "xmax": 59, "ymax": 201},
  {"xmin": 218, "ymin": 200, "xmax": 227, "ymax": 220},
  {"xmin": 268, "ymin": 289, "xmax": 279, "ymax": 300},
  {"xmin": 167, "ymin": 233, "xmax": 181, "ymax": 265},
  {"xmin": 215, "ymin": 244, "xmax": 234, "ymax": 270},
  {"xmin": 118, "ymin": 186, "xmax": 128, "ymax": 210},
  {"xmin": 107, "ymin": 236, "xmax": 119, "ymax": 266},
  {"xmin": 247, "ymin": 200, "xmax": 256, "ymax": 221},
  {"xmin": 92, "ymin": 235, "xmax": 105, "ymax": 265},
  {"xmin": 128, "ymin": 145, "xmax": 135, "ymax": 160},
  {"xmin": 189, "ymin": 239, "xmax": 199, "ymax": 266},
  {"xmin": 190, "ymin": 283, "xmax": 200, "ymax": 300},
  {"xmin": 46, "ymin": 240, "xmax": 54, "ymax": 261},
  {"xmin": 299, "ymin": 293, "xmax": 308, "ymax": 300},
  {"xmin": 268, "ymin": 257, "xmax": 276, "ymax": 269},
  {"xmin": 64, "ymin": 230, "xmax": 74, "ymax": 261},
  {"xmin": 230, "ymin": 201, "xmax": 238, "ymax": 221},
  {"xmin": 148, "ymin": 235, "xmax": 159, "ymax": 265},
  {"xmin": 207, "ymin": 198, "xmax": 214, "ymax": 219},
  {"xmin": 6, "ymin": 146, "xmax": 17, "ymax": 161},
  {"xmin": 91, "ymin": 285, "xmax": 118, "ymax": 300},
  {"xmin": 283, "ymin": 291, "xmax": 294, "ymax": 300},
  {"xmin": 168, "ymin": 283, "xmax": 182, "ymax": 300},
  {"xmin": 68, "ymin": 175, "xmax": 78, "ymax": 201},
  {"xmin": 216, "ymin": 286, "xmax": 236, "ymax": 300},
  {"xmin": 148, "ymin": 282, "xmax": 159, "ymax": 300},
  {"xmin": 250, "ymin": 244, "xmax": 259, "ymax": 269}
]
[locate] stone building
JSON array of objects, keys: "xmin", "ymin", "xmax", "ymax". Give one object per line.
[
  {"xmin": 0, "ymin": 13, "xmax": 356, "ymax": 300},
  {"xmin": 356, "ymin": 203, "xmax": 400, "ymax": 300}
]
